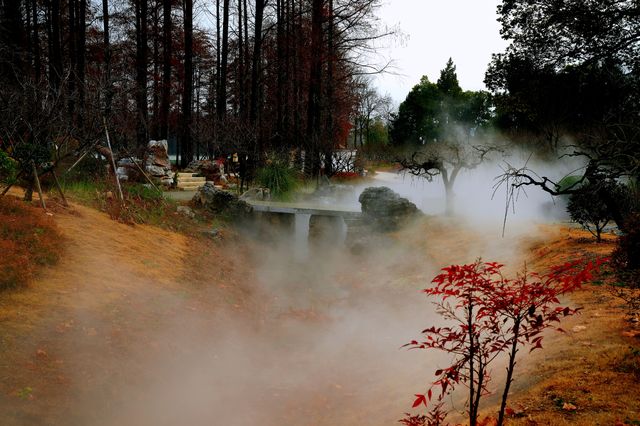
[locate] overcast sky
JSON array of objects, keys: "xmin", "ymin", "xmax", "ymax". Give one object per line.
[{"xmin": 373, "ymin": 0, "xmax": 509, "ymax": 105}]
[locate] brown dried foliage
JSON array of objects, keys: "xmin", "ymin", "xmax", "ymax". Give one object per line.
[{"xmin": 0, "ymin": 196, "xmax": 63, "ymax": 289}]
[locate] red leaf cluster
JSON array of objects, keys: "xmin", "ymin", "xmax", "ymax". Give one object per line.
[{"xmin": 403, "ymin": 259, "xmax": 606, "ymax": 426}]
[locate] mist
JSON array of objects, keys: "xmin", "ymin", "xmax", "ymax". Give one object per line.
[{"xmin": 47, "ymin": 148, "xmax": 577, "ymax": 426}]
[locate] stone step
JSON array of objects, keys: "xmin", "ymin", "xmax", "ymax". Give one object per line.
[
  {"xmin": 177, "ymin": 183, "xmax": 204, "ymax": 190},
  {"xmin": 176, "ymin": 172, "xmax": 201, "ymax": 178},
  {"xmin": 177, "ymin": 176, "xmax": 206, "ymax": 183}
]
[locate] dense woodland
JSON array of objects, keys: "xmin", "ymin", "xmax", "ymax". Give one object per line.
[
  {"xmin": 1, "ymin": 0, "xmax": 639, "ymax": 238},
  {"xmin": 0, "ymin": 0, "xmax": 393, "ymax": 179}
]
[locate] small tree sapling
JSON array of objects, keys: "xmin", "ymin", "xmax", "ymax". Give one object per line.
[{"xmin": 402, "ymin": 259, "xmax": 603, "ymax": 426}]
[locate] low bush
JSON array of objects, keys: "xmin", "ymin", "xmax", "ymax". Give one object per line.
[
  {"xmin": 0, "ymin": 149, "xmax": 17, "ymax": 185},
  {"xmin": 256, "ymin": 159, "xmax": 299, "ymax": 199},
  {"xmin": 0, "ymin": 196, "xmax": 62, "ymax": 290},
  {"xmin": 567, "ymin": 180, "xmax": 628, "ymax": 242}
]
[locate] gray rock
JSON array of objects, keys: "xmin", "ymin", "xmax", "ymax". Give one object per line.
[
  {"xmin": 240, "ymin": 187, "xmax": 271, "ymax": 201},
  {"xmin": 358, "ymin": 186, "xmax": 421, "ymax": 231},
  {"xmin": 201, "ymin": 228, "xmax": 221, "ymax": 239},
  {"xmin": 148, "ymin": 139, "xmax": 168, "ymax": 151},
  {"xmin": 193, "ymin": 182, "xmax": 253, "ymax": 218},
  {"xmin": 116, "ymin": 166, "xmax": 129, "ymax": 181},
  {"xmin": 177, "ymin": 205, "xmax": 195, "ymax": 219},
  {"xmin": 146, "ymin": 164, "xmax": 168, "ymax": 177}
]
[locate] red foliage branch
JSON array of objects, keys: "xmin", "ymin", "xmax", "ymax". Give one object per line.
[{"xmin": 401, "ymin": 258, "xmax": 606, "ymax": 426}]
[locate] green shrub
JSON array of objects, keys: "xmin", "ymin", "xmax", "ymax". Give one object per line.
[
  {"xmin": 125, "ymin": 183, "xmax": 163, "ymax": 201},
  {"xmin": 256, "ymin": 160, "xmax": 299, "ymax": 199},
  {"xmin": 0, "ymin": 149, "xmax": 17, "ymax": 185},
  {"xmin": 567, "ymin": 180, "xmax": 629, "ymax": 242}
]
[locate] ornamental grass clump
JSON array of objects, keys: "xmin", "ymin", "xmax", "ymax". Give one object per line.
[{"xmin": 256, "ymin": 159, "xmax": 299, "ymax": 200}]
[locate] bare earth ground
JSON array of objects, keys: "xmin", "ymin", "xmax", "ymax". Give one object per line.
[
  {"xmin": 0, "ymin": 198, "xmax": 255, "ymax": 425},
  {"xmin": 0, "ymin": 196, "xmax": 638, "ymax": 425}
]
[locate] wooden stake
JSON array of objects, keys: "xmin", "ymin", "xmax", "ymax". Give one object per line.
[
  {"xmin": 50, "ymin": 170, "xmax": 69, "ymax": 207},
  {"xmin": 0, "ymin": 170, "xmax": 23, "ymax": 197},
  {"xmin": 123, "ymin": 150, "xmax": 163, "ymax": 196},
  {"xmin": 31, "ymin": 160, "xmax": 46, "ymax": 210},
  {"xmin": 103, "ymin": 117, "xmax": 124, "ymax": 202},
  {"xmin": 63, "ymin": 141, "xmax": 98, "ymax": 176}
]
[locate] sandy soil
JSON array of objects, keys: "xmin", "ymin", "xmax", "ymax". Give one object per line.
[{"xmin": 0, "ymin": 200, "xmax": 254, "ymax": 425}]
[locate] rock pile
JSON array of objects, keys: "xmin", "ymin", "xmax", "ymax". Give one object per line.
[
  {"xmin": 144, "ymin": 140, "xmax": 174, "ymax": 186},
  {"xmin": 114, "ymin": 140, "xmax": 174, "ymax": 187},
  {"xmin": 186, "ymin": 159, "xmax": 225, "ymax": 185},
  {"xmin": 358, "ymin": 186, "xmax": 421, "ymax": 231},
  {"xmin": 192, "ymin": 182, "xmax": 252, "ymax": 218}
]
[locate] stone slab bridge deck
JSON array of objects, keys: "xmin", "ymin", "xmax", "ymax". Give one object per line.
[{"xmin": 246, "ymin": 200, "xmax": 361, "ymax": 218}]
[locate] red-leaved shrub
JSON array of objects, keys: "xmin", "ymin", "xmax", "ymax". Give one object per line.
[{"xmin": 402, "ymin": 259, "xmax": 605, "ymax": 426}]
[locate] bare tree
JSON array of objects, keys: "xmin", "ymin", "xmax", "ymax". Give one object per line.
[{"xmin": 402, "ymin": 130, "xmax": 497, "ymax": 215}]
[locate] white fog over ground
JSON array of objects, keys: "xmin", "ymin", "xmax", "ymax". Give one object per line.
[{"xmin": 81, "ymin": 162, "xmax": 570, "ymax": 426}]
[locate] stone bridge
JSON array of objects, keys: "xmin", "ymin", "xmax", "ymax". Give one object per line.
[{"xmin": 246, "ymin": 200, "xmax": 362, "ymax": 243}]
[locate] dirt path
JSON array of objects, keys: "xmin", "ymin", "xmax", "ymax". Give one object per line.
[{"xmin": 0, "ymin": 202, "xmax": 254, "ymax": 425}]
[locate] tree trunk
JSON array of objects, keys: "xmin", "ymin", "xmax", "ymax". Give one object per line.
[
  {"xmin": 159, "ymin": 0, "xmax": 171, "ymax": 140},
  {"xmin": 135, "ymin": 0, "xmax": 149, "ymax": 148},
  {"xmin": 250, "ymin": 0, "xmax": 265, "ymax": 125},
  {"xmin": 102, "ymin": 0, "xmax": 112, "ymax": 117},
  {"xmin": 76, "ymin": 0, "xmax": 86, "ymax": 124},
  {"xmin": 151, "ymin": 1, "xmax": 160, "ymax": 138},
  {"xmin": 49, "ymin": 0, "xmax": 63, "ymax": 92},
  {"xmin": 180, "ymin": 0, "xmax": 193, "ymax": 167},
  {"xmin": 307, "ymin": 0, "xmax": 324, "ymax": 176},
  {"xmin": 31, "ymin": 0, "xmax": 41, "ymax": 82},
  {"xmin": 216, "ymin": 0, "xmax": 230, "ymax": 121},
  {"xmin": 276, "ymin": 0, "xmax": 284, "ymax": 138},
  {"xmin": 237, "ymin": 0, "xmax": 244, "ymax": 118},
  {"xmin": 68, "ymin": 0, "xmax": 77, "ymax": 116}
]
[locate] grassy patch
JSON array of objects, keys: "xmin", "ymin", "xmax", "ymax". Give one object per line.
[
  {"xmin": 0, "ymin": 195, "xmax": 63, "ymax": 290},
  {"xmin": 103, "ymin": 183, "xmax": 178, "ymax": 226}
]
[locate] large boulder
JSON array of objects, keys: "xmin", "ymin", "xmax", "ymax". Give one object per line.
[
  {"xmin": 192, "ymin": 182, "xmax": 252, "ymax": 218},
  {"xmin": 358, "ymin": 186, "xmax": 421, "ymax": 231}
]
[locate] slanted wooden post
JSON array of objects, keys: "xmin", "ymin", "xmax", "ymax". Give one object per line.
[
  {"xmin": 50, "ymin": 170, "xmax": 69, "ymax": 207},
  {"xmin": 31, "ymin": 161, "xmax": 46, "ymax": 209},
  {"xmin": 103, "ymin": 117, "xmax": 124, "ymax": 203},
  {"xmin": 123, "ymin": 150, "xmax": 163, "ymax": 196},
  {"xmin": 0, "ymin": 170, "xmax": 24, "ymax": 198}
]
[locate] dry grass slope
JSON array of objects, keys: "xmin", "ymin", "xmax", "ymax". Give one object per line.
[{"xmin": 0, "ymin": 196, "xmax": 63, "ymax": 290}]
